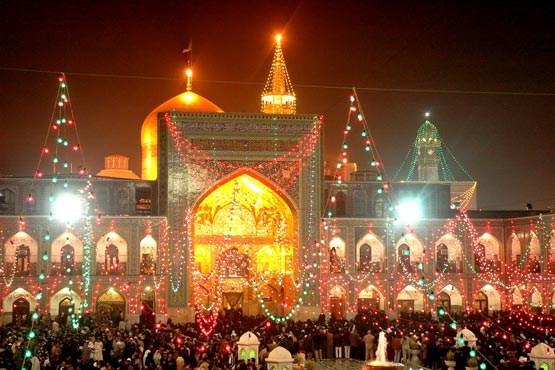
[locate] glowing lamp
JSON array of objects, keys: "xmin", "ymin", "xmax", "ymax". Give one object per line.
[
  {"xmin": 52, "ymin": 193, "xmax": 83, "ymax": 222},
  {"xmin": 397, "ymin": 200, "xmax": 422, "ymax": 223}
]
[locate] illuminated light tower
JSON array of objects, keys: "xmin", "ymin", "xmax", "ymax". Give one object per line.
[
  {"xmin": 261, "ymin": 34, "xmax": 296, "ymax": 114},
  {"xmin": 415, "ymin": 117, "xmax": 442, "ymax": 182}
]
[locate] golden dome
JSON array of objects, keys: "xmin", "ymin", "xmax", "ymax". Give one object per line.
[{"xmin": 141, "ymin": 90, "xmax": 223, "ymax": 180}]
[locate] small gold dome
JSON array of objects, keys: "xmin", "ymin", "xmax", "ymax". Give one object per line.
[{"xmin": 141, "ymin": 91, "xmax": 223, "ymax": 180}]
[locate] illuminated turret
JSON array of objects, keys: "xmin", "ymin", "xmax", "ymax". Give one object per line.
[
  {"xmin": 261, "ymin": 34, "xmax": 296, "ymax": 114},
  {"xmin": 415, "ymin": 119, "xmax": 441, "ymax": 181}
]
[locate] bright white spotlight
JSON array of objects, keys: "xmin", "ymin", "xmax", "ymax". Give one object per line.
[
  {"xmin": 397, "ymin": 200, "xmax": 421, "ymax": 223},
  {"xmin": 53, "ymin": 193, "xmax": 83, "ymax": 222}
]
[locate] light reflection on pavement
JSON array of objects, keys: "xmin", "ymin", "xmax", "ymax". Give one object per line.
[{"xmin": 314, "ymin": 359, "xmax": 430, "ymax": 370}]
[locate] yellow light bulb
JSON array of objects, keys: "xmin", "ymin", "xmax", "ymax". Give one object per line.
[{"xmin": 275, "ymin": 34, "xmax": 282, "ymax": 43}]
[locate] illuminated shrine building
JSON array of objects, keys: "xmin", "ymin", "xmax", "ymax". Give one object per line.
[{"xmin": 0, "ymin": 34, "xmax": 554, "ymax": 327}]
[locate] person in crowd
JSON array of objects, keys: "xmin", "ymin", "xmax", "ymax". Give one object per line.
[
  {"xmin": 0, "ymin": 308, "xmax": 552, "ymax": 370},
  {"xmin": 363, "ymin": 330, "xmax": 375, "ymax": 361}
]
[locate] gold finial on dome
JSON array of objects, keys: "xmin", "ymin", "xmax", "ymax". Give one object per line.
[
  {"xmin": 261, "ymin": 33, "xmax": 296, "ymax": 114},
  {"xmin": 186, "ymin": 68, "xmax": 193, "ymax": 92}
]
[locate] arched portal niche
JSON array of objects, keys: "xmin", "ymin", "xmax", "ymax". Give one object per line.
[
  {"xmin": 435, "ymin": 234, "xmax": 462, "ymax": 273},
  {"xmin": 474, "ymin": 284, "xmax": 501, "ymax": 315},
  {"xmin": 51, "ymin": 232, "xmax": 83, "ymax": 275},
  {"xmin": 49, "ymin": 288, "xmax": 82, "ymax": 319},
  {"xmin": 437, "ymin": 284, "xmax": 463, "ymax": 313},
  {"xmin": 357, "ymin": 285, "xmax": 384, "ymax": 312},
  {"xmin": 140, "ymin": 235, "xmax": 157, "ymax": 275},
  {"xmin": 192, "ymin": 170, "xmax": 298, "ymax": 316},
  {"xmin": 475, "ymin": 234, "xmax": 501, "ymax": 273},
  {"xmin": 96, "ymin": 288, "xmax": 126, "ymax": 322},
  {"xmin": 329, "ymin": 285, "xmax": 346, "ymax": 320},
  {"xmin": 396, "ymin": 233, "xmax": 424, "ymax": 273},
  {"xmin": 4, "ymin": 232, "xmax": 38, "ymax": 276},
  {"xmin": 397, "ymin": 285, "xmax": 424, "ymax": 313},
  {"xmin": 96, "ymin": 232, "xmax": 128, "ymax": 275},
  {"xmin": 356, "ymin": 233, "xmax": 385, "ymax": 273}
]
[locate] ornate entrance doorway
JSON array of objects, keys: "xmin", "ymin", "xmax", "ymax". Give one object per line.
[
  {"xmin": 12, "ymin": 297, "xmax": 30, "ymax": 326},
  {"xmin": 474, "ymin": 291, "xmax": 488, "ymax": 314},
  {"xmin": 59, "ymin": 297, "xmax": 75, "ymax": 319},
  {"xmin": 96, "ymin": 288, "xmax": 126, "ymax": 323},
  {"xmin": 140, "ymin": 288, "xmax": 155, "ymax": 329},
  {"xmin": 192, "ymin": 171, "xmax": 298, "ymax": 317}
]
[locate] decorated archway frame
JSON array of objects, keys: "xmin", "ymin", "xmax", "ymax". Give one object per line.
[
  {"xmin": 164, "ymin": 113, "xmax": 321, "ymax": 293},
  {"xmin": 164, "ymin": 113, "xmax": 322, "ymax": 192}
]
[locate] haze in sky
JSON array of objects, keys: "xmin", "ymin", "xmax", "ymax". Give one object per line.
[{"xmin": 1, "ymin": 1, "xmax": 553, "ymax": 210}]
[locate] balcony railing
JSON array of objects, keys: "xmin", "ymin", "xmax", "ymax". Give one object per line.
[
  {"xmin": 50, "ymin": 262, "xmax": 83, "ymax": 275},
  {"xmin": 96, "ymin": 262, "xmax": 127, "ymax": 275}
]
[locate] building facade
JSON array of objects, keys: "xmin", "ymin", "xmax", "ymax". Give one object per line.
[{"xmin": 0, "ymin": 36, "xmax": 554, "ymax": 327}]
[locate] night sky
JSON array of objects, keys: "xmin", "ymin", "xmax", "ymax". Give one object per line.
[{"xmin": 1, "ymin": 1, "xmax": 554, "ymax": 210}]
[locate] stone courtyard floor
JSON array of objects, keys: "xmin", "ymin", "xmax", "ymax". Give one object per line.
[{"xmin": 314, "ymin": 359, "xmax": 431, "ymax": 370}]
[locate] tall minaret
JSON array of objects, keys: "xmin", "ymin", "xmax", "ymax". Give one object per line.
[
  {"xmin": 415, "ymin": 118, "xmax": 441, "ymax": 181},
  {"xmin": 261, "ymin": 34, "xmax": 296, "ymax": 114}
]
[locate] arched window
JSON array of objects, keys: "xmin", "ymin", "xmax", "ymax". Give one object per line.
[
  {"xmin": 398, "ymin": 244, "xmax": 411, "ymax": 272},
  {"xmin": 140, "ymin": 235, "xmax": 157, "ymax": 275},
  {"xmin": 358, "ymin": 244, "xmax": 372, "ymax": 272},
  {"xmin": 105, "ymin": 244, "xmax": 120, "ymax": 274},
  {"xmin": 438, "ymin": 291, "xmax": 451, "ymax": 314},
  {"xmin": 329, "ymin": 247, "xmax": 343, "ymax": 273},
  {"xmin": 15, "ymin": 244, "xmax": 31, "ymax": 275},
  {"xmin": 474, "ymin": 243, "xmax": 485, "ymax": 273},
  {"xmin": 141, "ymin": 253, "xmax": 155, "ymax": 274},
  {"xmin": 436, "ymin": 243, "xmax": 449, "ymax": 272},
  {"xmin": 59, "ymin": 297, "xmax": 75, "ymax": 318},
  {"xmin": 60, "ymin": 244, "xmax": 75, "ymax": 274},
  {"xmin": 12, "ymin": 297, "xmax": 30, "ymax": 326},
  {"xmin": 474, "ymin": 291, "xmax": 488, "ymax": 314}
]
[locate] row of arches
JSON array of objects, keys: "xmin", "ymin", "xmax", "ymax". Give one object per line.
[
  {"xmin": 329, "ymin": 231, "xmax": 555, "ymax": 274},
  {"xmin": 327, "ymin": 283, "xmax": 555, "ymax": 319},
  {"xmin": 2, "ymin": 286, "xmax": 156, "ymax": 326},
  {"xmin": 2, "ymin": 231, "xmax": 158, "ymax": 276}
]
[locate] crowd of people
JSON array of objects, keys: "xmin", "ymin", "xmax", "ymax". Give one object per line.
[{"xmin": 0, "ymin": 307, "xmax": 552, "ymax": 370}]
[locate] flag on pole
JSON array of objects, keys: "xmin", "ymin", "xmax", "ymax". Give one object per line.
[{"xmin": 182, "ymin": 40, "xmax": 192, "ymax": 54}]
